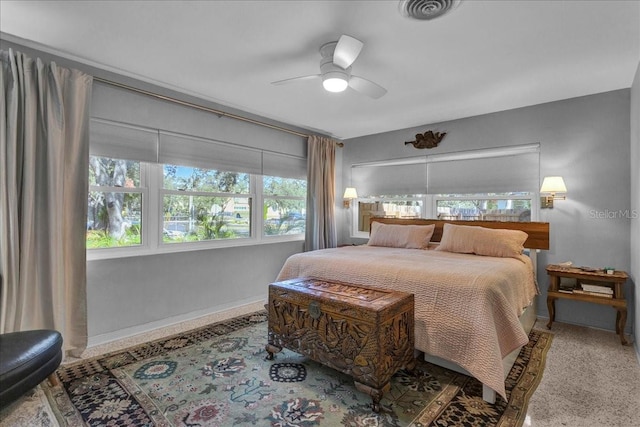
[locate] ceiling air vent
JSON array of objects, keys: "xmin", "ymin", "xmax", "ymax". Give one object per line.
[{"xmin": 398, "ymin": 0, "xmax": 462, "ymax": 20}]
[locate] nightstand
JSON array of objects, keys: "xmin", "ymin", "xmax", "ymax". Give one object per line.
[{"xmin": 546, "ymin": 264, "xmax": 630, "ymax": 345}]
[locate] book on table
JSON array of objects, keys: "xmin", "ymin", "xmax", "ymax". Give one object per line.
[
  {"xmin": 559, "ymin": 282, "xmax": 576, "ymax": 293},
  {"xmin": 580, "ymin": 284, "xmax": 613, "ymax": 294},
  {"xmin": 573, "ymin": 289, "xmax": 613, "ymax": 298}
]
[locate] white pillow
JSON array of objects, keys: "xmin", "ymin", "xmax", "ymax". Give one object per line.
[
  {"xmin": 435, "ymin": 223, "xmax": 527, "ymax": 258},
  {"xmin": 367, "ymin": 222, "xmax": 435, "ymax": 249}
]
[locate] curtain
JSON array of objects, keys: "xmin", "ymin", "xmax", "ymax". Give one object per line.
[
  {"xmin": 305, "ymin": 135, "xmax": 337, "ymax": 250},
  {"xmin": 0, "ymin": 49, "xmax": 92, "ymax": 357}
]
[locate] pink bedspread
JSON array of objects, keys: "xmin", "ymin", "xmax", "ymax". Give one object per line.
[{"xmin": 276, "ymin": 246, "xmax": 538, "ymax": 399}]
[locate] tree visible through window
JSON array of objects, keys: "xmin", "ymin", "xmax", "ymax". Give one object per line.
[
  {"xmin": 162, "ymin": 165, "xmax": 251, "ymax": 243},
  {"xmin": 263, "ymin": 176, "xmax": 306, "ymax": 236},
  {"xmin": 88, "ymin": 156, "xmax": 142, "ymax": 248}
]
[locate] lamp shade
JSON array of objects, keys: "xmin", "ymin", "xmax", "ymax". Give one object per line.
[
  {"xmin": 343, "ymin": 187, "xmax": 358, "ymax": 199},
  {"xmin": 540, "ymin": 176, "xmax": 567, "ymax": 194}
]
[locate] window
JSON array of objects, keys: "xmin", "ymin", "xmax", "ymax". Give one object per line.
[
  {"xmin": 263, "ymin": 176, "xmax": 307, "ymax": 236},
  {"xmin": 348, "ymin": 143, "xmax": 540, "ymax": 237},
  {"xmin": 87, "ymin": 119, "xmax": 306, "ymax": 259},
  {"xmin": 351, "ymin": 193, "xmax": 535, "ymax": 238},
  {"xmin": 87, "ymin": 156, "xmax": 145, "ymax": 248},
  {"xmin": 434, "ymin": 193, "xmax": 533, "ymax": 222},
  {"xmin": 162, "ymin": 165, "xmax": 251, "ymax": 243},
  {"xmin": 356, "ymin": 195, "xmax": 424, "ymax": 232}
]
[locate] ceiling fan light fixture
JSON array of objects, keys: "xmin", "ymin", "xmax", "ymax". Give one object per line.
[{"xmin": 322, "ymin": 73, "xmax": 349, "ymax": 93}]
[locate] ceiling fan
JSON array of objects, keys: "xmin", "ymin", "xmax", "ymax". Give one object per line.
[{"xmin": 272, "ymin": 35, "xmax": 387, "ymax": 99}]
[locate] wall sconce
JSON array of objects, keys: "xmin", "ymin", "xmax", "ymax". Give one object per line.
[
  {"xmin": 343, "ymin": 187, "xmax": 358, "ymax": 208},
  {"xmin": 540, "ymin": 176, "xmax": 567, "ymax": 209}
]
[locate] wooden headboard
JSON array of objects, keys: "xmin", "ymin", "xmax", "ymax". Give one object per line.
[{"xmin": 371, "ymin": 218, "xmax": 550, "ymax": 250}]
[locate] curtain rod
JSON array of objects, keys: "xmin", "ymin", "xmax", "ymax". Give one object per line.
[{"xmin": 93, "ymin": 77, "xmax": 343, "ymax": 147}]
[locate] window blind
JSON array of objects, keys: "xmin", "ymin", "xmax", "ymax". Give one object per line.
[
  {"xmin": 90, "ymin": 119, "xmax": 308, "ymax": 179},
  {"xmin": 351, "ymin": 158, "xmax": 427, "ymax": 196},
  {"xmin": 91, "ymin": 118, "xmax": 307, "ymax": 179},
  {"xmin": 158, "ymin": 131, "xmax": 262, "ymax": 174},
  {"xmin": 89, "ymin": 119, "xmax": 158, "ymax": 162},
  {"xmin": 262, "ymin": 152, "xmax": 307, "ymax": 180},
  {"xmin": 426, "ymin": 145, "xmax": 540, "ymax": 194},
  {"xmin": 349, "ymin": 144, "xmax": 540, "ymax": 197}
]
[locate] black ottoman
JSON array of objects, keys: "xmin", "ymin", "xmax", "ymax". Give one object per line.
[{"xmin": 0, "ymin": 330, "xmax": 63, "ymax": 409}]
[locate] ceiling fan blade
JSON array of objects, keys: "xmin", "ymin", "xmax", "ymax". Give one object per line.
[
  {"xmin": 349, "ymin": 76, "xmax": 387, "ymax": 99},
  {"xmin": 333, "ymin": 35, "xmax": 364, "ymax": 69},
  {"xmin": 271, "ymin": 75, "xmax": 320, "ymax": 85}
]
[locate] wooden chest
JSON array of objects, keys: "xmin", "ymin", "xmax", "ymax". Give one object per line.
[{"xmin": 266, "ymin": 277, "xmax": 415, "ymax": 411}]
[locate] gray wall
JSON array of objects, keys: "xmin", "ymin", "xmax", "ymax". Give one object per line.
[
  {"xmin": 631, "ymin": 61, "xmax": 640, "ymax": 359},
  {"xmin": 340, "ymin": 90, "xmax": 634, "ymax": 337},
  {"xmin": 88, "ymin": 241, "xmax": 303, "ymax": 341}
]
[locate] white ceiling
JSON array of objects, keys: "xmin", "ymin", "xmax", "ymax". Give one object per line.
[{"xmin": 1, "ymin": 0, "xmax": 639, "ymax": 140}]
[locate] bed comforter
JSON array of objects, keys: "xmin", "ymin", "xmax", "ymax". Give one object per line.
[{"xmin": 275, "ymin": 245, "xmax": 538, "ymax": 399}]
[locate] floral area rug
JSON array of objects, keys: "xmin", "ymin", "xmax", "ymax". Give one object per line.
[{"xmin": 40, "ymin": 312, "xmax": 552, "ymax": 426}]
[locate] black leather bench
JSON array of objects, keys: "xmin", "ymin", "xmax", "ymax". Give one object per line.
[{"xmin": 0, "ymin": 330, "xmax": 63, "ymax": 409}]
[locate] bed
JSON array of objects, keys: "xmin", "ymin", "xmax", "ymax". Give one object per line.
[{"xmin": 275, "ymin": 218, "xmax": 549, "ymax": 402}]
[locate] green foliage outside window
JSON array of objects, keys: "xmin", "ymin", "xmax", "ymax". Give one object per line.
[
  {"xmin": 87, "ymin": 156, "xmax": 142, "ymax": 248},
  {"xmin": 263, "ymin": 176, "xmax": 307, "ymax": 236},
  {"xmin": 88, "ymin": 160, "xmax": 307, "ymax": 249},
  {"xmin": 162, "ymin": 166, "xmax": 250, "ymax": 243}
]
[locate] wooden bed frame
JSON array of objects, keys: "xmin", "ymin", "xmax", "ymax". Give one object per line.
[{"xmin": 371, "ymin": 218, "xmax": 549, "ymax": 403}]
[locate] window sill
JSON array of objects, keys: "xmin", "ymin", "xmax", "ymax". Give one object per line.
[{"xmin": 87, "ymin": 234, "xmax": 304, "ymax": 261}]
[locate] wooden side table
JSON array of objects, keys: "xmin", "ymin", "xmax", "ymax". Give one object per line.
[{"xmin": 546, "ymin": 264, "xmax": 630, "ymax": 345}]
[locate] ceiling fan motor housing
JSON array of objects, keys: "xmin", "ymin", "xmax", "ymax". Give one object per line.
[
  {"xmin": 320, "ymin": 56, "xmax": 351, "ymax": 80},
  {"xmin": 319, "ymin": 41, "xmax": 351, "ymax": 91},
  {"xmin": 319, "ymin": 41, "xmax": 338, "ymax": 59}
]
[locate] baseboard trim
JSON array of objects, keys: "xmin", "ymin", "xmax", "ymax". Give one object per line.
[
  {"xmin": 87, "ymin": 298, "xmax": 265, "ymax": 348},
  {"xmin": 535, "ymin": 315, "xmax": 633, "ymax": 335}
]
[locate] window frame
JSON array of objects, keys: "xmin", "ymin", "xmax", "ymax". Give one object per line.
[
  {"xmin": 349, "ymin": 193, "xmax": 538, "ymax": 238},
  {"xmin": 433, "ymin": 193, "xmax": 538, "ymax": 221},
  {"xmin": 350, "ymin": 194, "xmax": 428, "ymax": 238},
  {"xmin": 261, "ymin": 175, "xmax": 307, "ymax": 238},
  {"xmin": 87, "ymin": 159, "xmax": 150, "ymax": 256},
  {"xmin": 88, "ymin": 162, "xmax": 305, "ymax": 262},
  {"xmin": 160, "ymin": 164, "xmax": 254, "ymax": 246}
]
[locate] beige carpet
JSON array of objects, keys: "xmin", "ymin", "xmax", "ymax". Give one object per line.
[{"xmin": 525, "ymin": 320, "xmax": 640, "ymax": 427}]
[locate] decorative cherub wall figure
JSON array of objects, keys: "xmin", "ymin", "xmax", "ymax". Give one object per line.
[{"xmin": 405, "ymin": 130, "xmax": 447, "ymax": 149}]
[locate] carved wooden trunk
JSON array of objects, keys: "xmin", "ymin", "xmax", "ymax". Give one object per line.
[{"xmin": 266, "ymin": 277, "xmax": 415, "ymax": 411}]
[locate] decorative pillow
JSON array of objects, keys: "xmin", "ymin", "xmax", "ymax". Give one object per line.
[
  {"xmin": 367, "ymin": 222, "xmax": 435, "ymax": 249},
  {"xmin": 434, "ymin": 223, "xmax": 527, "ymax": 258}
]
